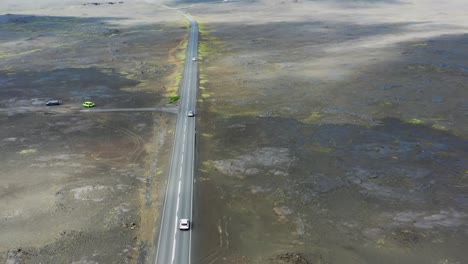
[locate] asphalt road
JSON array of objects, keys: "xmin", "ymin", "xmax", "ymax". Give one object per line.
[{"xmin": 154, "ymin": 13, "xmax": 198, "ymax": 264}]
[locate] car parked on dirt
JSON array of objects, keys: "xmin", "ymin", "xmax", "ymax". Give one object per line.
[
  {"xmin": 46, "ymin": 99, "xmax": 61, "ymax": 106},
  {"xmin": 82, "ymin": 101, "xmax": 95, "ymax": 108}
]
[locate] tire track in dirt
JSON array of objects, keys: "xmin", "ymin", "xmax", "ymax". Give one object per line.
[
  {"xmin": 91, "ymin": 122, "xmax": 145, "ymax": 166},
  {"xmin": 199, "ymin": 216, "xmax": 230, "ymax": 264}
]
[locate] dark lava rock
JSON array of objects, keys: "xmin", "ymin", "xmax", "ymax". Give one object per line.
[
  {"xmin": 84, "ymin": 2, "xmax": 124, "ymax": 6},
  {"xmin": 272, "ymin": 253, "xmax": 309, "ymax": 264},
  {"xmin": 431, "ymin": 95, "xmax": 444, "ymax": 103}
]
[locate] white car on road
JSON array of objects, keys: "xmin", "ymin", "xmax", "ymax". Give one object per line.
[{"xmin": 179, "ymin": 219, "xmax": 190, "ymax": 230}]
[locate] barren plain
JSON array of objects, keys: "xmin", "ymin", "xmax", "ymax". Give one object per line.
[
  {"xmin": 189, "ymin": 0, "xmax": 468, "ymax": 263},
  {"xmin": 1, "ymin": 0, "xmax": 467, "ymax": 263},
  {"xmin": 0, "ymin": 0, "xmax": 187, "ymax": 263}
]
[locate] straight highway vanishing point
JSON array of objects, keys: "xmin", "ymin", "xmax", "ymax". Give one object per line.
[{"xmin": 154, "ymin": 10, "xmax": 199, "ymax": 264}]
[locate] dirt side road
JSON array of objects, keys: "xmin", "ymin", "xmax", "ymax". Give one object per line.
[{"xmin": 0, "ymin": 1, "xmax": 186, "ymax": 263}]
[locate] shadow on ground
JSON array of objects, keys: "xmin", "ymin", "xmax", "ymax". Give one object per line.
[
  {"xmin": 0, "ymin": 14, "xmax": 185, "ymax": 109},
  {"xmin": 0, "ymin": 14, "xmax": 128, "ymax": 43},
  {"xmin": 0, "ymin": 67, "xmax": 142, "ymax": 108}
]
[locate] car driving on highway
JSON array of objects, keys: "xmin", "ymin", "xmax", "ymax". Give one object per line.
[
  {"xmin": 187, "ymin": 111, "xmax": 194, "ymax": 117},
  {"xmin": 179, "ymin": 219, "xmax": 190, "ymax": 230}
]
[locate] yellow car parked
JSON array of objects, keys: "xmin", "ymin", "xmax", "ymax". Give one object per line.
[{"xmin": 82, "ymin": 101, "xmax": 95, "ymax": 108}]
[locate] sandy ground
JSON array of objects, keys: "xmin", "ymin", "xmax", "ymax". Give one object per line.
[
  {"xmin": 0, "ymin": 0, "xmax": 188, "ymax": 263},
  {"xmin": 188, "ymin": 0, "xmax": 468, "ymax": 263}
]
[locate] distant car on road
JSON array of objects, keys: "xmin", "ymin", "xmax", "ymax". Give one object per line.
[
  {"xmin": 82, "ymin": 101, "xmax": 95, "ymax": 108},
  {"xmin": 192, "ymin": 57, "xmax": 197, "ymax": 61},
  {"xmin": 187, "ymin": 110, "xmax": 195, "ymax": 117},
  {"xmin": 179, "ymin": 219, "xmax": 190, "ymax": 230},
  {"xmin": 46, "ymin": 99, "xmax": 61, "ymax": 106}
]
